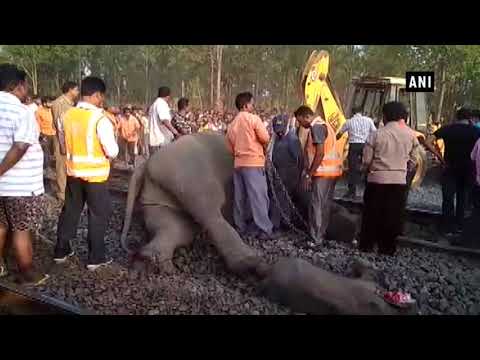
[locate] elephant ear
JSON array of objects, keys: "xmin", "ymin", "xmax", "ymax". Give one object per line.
[{"xmin": 351, "ymin": 257, "xmax": 379, "ymax": 283}]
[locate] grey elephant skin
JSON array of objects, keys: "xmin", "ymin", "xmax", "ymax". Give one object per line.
[
  {"xmin": 259, "ymin": 257, "xmax": 413, "ymax": 315},
  {"xmin": 120, "ymin": 132, "xmax": 357, "ymax": 275}
]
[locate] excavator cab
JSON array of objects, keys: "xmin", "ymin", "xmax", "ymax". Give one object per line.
[
  {"xmin": 298, "ymin": 51, "xmax": 430, "ymax": 188},
  {"xmin": 344, "ymin": 76, "xmax": 429, "ymax": 133},
  {"xmin": 344, "ymin": 76, "xmax": 430, "ymax": 187}
]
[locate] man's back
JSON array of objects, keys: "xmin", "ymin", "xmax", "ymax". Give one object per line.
[
  {"xmin": 342, "ymin": 113, "xmax": 376, "ymax": 143},
  {"xmin": 51, "ymin": 95, "xmax": 73, "ymax": 128},
  {"xmin": 435, "ymin": 122, "xmax": 480, "ymax": 170},
  {"xmin": 0, "ymin": 91, "xmax": 44, "ymax": 196},
  {"xmin": 226, "ymin": 111, "xmax": 270, "ymax": 168},
  {"xmin": 366, "ymin": 121, "xmax": 419, "ymax": 184},
  {"xmin": 120, "ymin": 115, "xmax": 140, "ymax": 142}
]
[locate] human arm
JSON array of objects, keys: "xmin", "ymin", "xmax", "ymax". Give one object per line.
[
  {"xmin": 155, "ymin": 101, "xmax": 179, "ymax": 138},
  {"xmin": 57, "ymin": 114, "xmax": 67, "ymax": 155},
  {"xmin": 336, "ymin": 121, "xmax": 349, "ymax": 140},
  {"xmin": 97, "ymin": 117, "xmax": 119, "ymax": 159},
  {"xmin": 471, "ymin": 139, "xmax": 480, "ymax": 162},
  {"xmin": 0, "ymin": 108, "xmax": 38, "ymax": 176},
  {"xmin": 162, "ymin": 119, "xmax": 179, "ymax": 137},
  {"xmin": 308, "ymin": 144, "xmax": 325, "ymax": 177},
  {"xmin": 361, "ymin": 131, "xmax": 376, "ymax": 172},
  {"xmin": 225, "ymin": 131, "xmax": 234, "ymax": 155},
  {"xmin": 420, "ymin": 135, "xmax": 444, "ymax": 164},
  {"xmin": 253, "ymin": 115, "xmax": 270, "ymax": 147},
  {"xmin": 0, "ymin": 143, "xmax": 30, "ymax": 177},
  {"xmin": 408, "ymin": 136, "xmax": 421, "ymax": 165}
]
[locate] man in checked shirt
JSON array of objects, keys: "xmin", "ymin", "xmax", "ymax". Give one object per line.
[{"xmin": 337, "ymin": 106, "xmax": 377, "ymax": 198}]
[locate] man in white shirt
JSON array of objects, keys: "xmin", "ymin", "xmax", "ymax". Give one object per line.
[
  {"xmin": 0, "ymin": 64, "xmax": 48, "ymax": 285},
  {"xmin": 337, "ymin": 106, "xmax": 377, "ymax": 198},
  {"xmin": 148, "ymin": 86, "xmax": 179, "ymax": 155}
]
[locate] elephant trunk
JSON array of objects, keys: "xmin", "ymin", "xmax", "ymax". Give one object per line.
[{"xmin": 120, "ymin": 162, "xmax": 147, "ymax": 253}]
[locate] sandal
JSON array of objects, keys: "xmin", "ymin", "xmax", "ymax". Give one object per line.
[{"xmin": 377, "ymin": 290, "xmax": 416, "ymax": 309}]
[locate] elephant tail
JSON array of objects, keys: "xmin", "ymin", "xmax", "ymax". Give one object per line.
[{"xmin": 120, "ymin": 162, "xmax": 147, "ymax": 254}]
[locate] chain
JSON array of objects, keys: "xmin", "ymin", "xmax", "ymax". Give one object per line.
[{"xmin": 266, "ymin": 135, "xmax": 314, "ymax": 242}]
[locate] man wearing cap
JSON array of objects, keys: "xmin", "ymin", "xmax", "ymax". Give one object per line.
[{"xmin": 270, "ymin": 114, "xmax": 304, "ymax": 231}]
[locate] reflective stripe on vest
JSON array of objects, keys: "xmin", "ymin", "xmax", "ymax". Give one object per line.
[
  {"xmin": 306, "ymin": 117, "xmax": 343, "ymax": 178},
  {"xmin": 64, "ymin": 108, "xmax": 110, "ymax": 183}
]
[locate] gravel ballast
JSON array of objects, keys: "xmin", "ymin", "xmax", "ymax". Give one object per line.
[{"xmin": 2, "ymin": 194, "xmax": 479, "ymax": 315}]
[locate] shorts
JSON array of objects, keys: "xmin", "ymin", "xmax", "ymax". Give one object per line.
[{"xmin": 0, "ymin": 195, "xmax": 45, "ymax": 232}]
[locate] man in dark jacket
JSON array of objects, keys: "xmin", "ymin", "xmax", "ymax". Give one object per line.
[{"xmin": 269, "ymin": 114, "xmax": 306, "ymax": 231}]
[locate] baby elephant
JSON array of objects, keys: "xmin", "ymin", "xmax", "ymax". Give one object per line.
[{"xmin": 259, "ymin": 257, "xmax": 414, "ymax": 315}]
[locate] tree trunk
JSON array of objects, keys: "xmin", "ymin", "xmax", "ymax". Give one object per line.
[
  {"xmin": 216, "ymin": 45, "xmax": 223, "ymax": 112},
  {"xmin": 181, "ymin": 80, "xmax": 185, "ymax": 97},
  {"xmin": 144, "ymin": 51, "xmax": 150, "ymax": 106},
  {"xmin": 283, "ymin": 71, "xmax": 289, "ymax": 112},
  {"xmin": 32, "ymin": 61, "xmax": 38, "ymax": 95},
  {"xmin": 436, "ymin": 62, "xmax": 446, "ymax": 124},
  {"xmin": 210, "ymin": 47, "xmax": 215, "ymax": 108},
  {"xmin": 197, "ymin": 78, "xmax": 203, "ymax": 111},
  {"xmin": 255, "ymin": 72, "xmax": 260, "ymax": 106},
  {"xmin": 78, "ymin": 50, "xmax": 82, "ymax": 84},
  {"xmin": 55, "ymin": 71, "xmax": 60, "ymax": 94}
]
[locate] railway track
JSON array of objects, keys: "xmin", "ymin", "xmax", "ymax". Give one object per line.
[
  {"xmin": 18, "ymin": 167, "xmax": 479, "ymax": 315},
  {"xmin": 107, "ymin": 167, "xmax": 480, "ymax": 260},
  {"xmin": 0, "ymin": 281, "xmax": 91, "ymax": 315},
  {"xmin": 333, "ymin": 197, "xmax": 442, "ymax": 223}
]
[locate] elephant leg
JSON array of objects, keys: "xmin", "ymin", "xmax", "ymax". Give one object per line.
[
  {"xmin": 134, "ymin": 206, "xmax": 197, "ymax": 274},
  {"xmin": 202, "ymin": 214, "xmax": 265, "ymax": 276}
]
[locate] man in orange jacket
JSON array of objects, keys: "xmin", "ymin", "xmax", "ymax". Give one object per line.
[
  {"xmin": 36, "ymin": 96, "xmax": 56, "ymax": 170},
  {"xmin": 295, "ymin": 105, "xmax": 343, "ymax": 245},
  {"xmin": 54, "ymin": 77, "xmax": 119, "ymax": 271},
  {"xmin": 119, "ymin": 107, "xmax": 141, "ymax": 167}
]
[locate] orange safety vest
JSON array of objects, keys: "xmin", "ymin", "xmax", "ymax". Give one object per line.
[
  {"xmin": 63, "ymin": 107, "xmax": 111, "ymax": 183},
  {"xmin": 306, "ymin": 117, "xmax": 343, "ymax": 178}
]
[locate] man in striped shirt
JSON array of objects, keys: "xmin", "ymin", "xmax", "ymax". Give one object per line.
[
  {"xmin": 337, "ymin": 106, "xmax": 377, "ymax": 198},
  {"xmin": 0, "ymin": 64, "xmax": 48, "ymax": 285}
]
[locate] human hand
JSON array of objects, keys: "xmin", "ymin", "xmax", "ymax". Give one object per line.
[{"xmin": 301, "ymin": 173, "xmax": 312, "ymax": 192}]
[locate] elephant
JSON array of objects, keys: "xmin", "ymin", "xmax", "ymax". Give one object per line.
[
  {"xmin": 120, "ymin": 132, "xmax": 358, "ymax": 276},
  {"xmin": 258, "ymin": 257, "xmax": 415, "ymax": 315}
]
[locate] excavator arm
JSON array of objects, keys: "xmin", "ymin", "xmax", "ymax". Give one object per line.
[{"xmin": 298, "ymin": 50, "xmax": 348, "ymax": 163}]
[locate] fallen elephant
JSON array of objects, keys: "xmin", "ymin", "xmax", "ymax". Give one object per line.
[
  {"xmin": 259, "ymin": 257, "xmax": 415, "ymax": 315},
  {"xmin": 120, "ymin": 133, "xmax": 358, "ymax": 276}
]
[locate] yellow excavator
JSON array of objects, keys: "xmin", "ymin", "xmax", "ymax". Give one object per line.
[{"xmin": 296, "ymin": 50, "xmax": 428, "ymax": 188}]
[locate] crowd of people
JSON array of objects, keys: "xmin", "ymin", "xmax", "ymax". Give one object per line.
[{"xmin": 1, "ymin": 61, "xmax": 480, "ymax": 288}]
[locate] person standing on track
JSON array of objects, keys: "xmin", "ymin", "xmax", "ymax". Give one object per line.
[
  {"xmin": 295, "ymin": 105, "xmax": 343, "ymax": 246},
  {"xmin": 54, "ymin": 77, "xmax": 118, "ymax": 271},
  {"xmin": 336, "ymin": 106, "xmax": 377, "ymax": 198},
  {"xmin": 36, "ymin": 96, "xmax": 56, "ymax": 171},
  {"xmin": 0, "ymin": 64, "xmax": 48, "ymax": 285},
  {"xmin": 428, "ymin": 108, "xmax": 480, "ymax": 236},
  {"xmin": 359, "ymin": 102, "xmax": 420, "ymax": 256},
  {"xmin": 51, "ymin": 81, "xmax": 80, "ymax": 202},
  {"xmin": 269, "ymin": 114, "xmax": 305, "ymax": 233},
  {"xmin": 148, "ymin": 86, "xmax": 179, "ymax": 155},
  {"xmin": 119, "ymin": 106, "xmax": 141, "ymax": 168},
  {"xmin": 171, "ymin": 97, "xmax": 193, "ymax": 136},
  {"xmin": 226, "ymin": 92, "xmax": 273, "ymax": 241}
]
